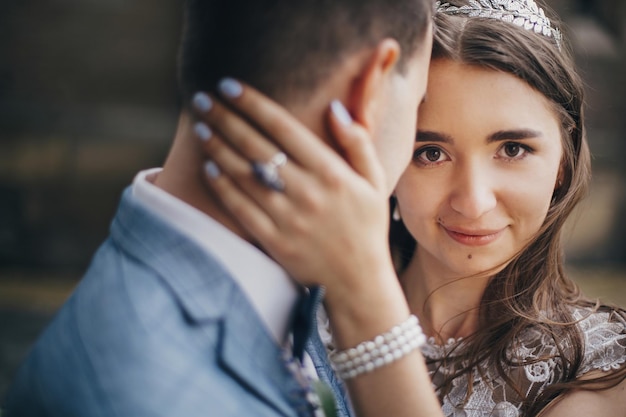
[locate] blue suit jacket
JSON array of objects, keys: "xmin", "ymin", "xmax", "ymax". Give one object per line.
[{"xmin": 4, "ymin": 188, "xmax": 351, "ymax": 417}]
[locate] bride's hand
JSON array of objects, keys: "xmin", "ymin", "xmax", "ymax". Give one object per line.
[
  {"xmin": 190, "ymin": 79, "xmax": 445, "ymax": 417},
  {"xmin": 190, "ymin": 79, "xmax": 398, "ymax": 309}
]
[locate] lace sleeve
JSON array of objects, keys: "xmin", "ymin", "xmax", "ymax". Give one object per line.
[{"xmin": 575, "ymin": 308, "xmax": 626, "ymax": 376}]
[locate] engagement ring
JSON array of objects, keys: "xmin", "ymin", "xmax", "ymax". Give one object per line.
[{"xmin": 252, "ymin": 152, "xmax": 287, "ymax": 192}]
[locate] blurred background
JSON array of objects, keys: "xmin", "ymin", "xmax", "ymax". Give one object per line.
[{"xmin": 0, "ymin": 0, "xmax": 625, "ymax": 399}]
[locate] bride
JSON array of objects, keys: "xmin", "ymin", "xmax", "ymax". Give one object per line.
[{"xmin": 192, "ymin": 1, "xmax": 626, "ymax": 415}]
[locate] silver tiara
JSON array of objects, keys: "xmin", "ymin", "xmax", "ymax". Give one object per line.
[{"xmin": 435, "ymin": 0, "xmax": 562, "ymax": 51}]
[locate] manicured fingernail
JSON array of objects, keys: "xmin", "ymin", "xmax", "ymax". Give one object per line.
[
  {"xmin": 204, "ymin": 161, "xmax": 220, "ymax": 179},
  {"xmin": 218, "ymin": 78, "xmax": 243, "ymax": 98},
  {"xmin": 192, "ymin": 92, "xmax": 213, "ymax": 113},
  {"xmin": 330, "ymin": 99, "xmax": 352, "ymax": 126},
  {"xmin": 194, "ymin": 122, "xmax": 212, "ymax": 141}
]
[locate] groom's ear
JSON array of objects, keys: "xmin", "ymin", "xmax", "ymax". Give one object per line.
[{"xmin": 347, "ymin": 39, "xmax": 401, "ymax": 132}]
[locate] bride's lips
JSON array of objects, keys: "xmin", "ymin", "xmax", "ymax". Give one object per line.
[{"xmin": 444, "ymin": 226, "xmax": 505, "ymax": 246}]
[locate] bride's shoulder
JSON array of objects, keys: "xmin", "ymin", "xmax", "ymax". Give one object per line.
[
  {"xmin": 510, "ymin": 305, "xmax": 626, "ymax": 375},
  {"xmin": 571, "ymin": 305, "xmax": 626, "ymax": 376}
]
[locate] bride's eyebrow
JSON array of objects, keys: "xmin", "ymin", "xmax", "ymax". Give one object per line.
[
  {"xmin": 487, "ymin": 129, "xmax": 542, "ymax": 143},
  {"xmin": 416, "ymin": 130, "xmax": 453, "ymax": 144}
]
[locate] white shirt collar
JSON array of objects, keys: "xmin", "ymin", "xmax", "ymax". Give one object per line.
[{"xmin": 131, "ymin": 168, "xmax": 299, "ymax": 344}]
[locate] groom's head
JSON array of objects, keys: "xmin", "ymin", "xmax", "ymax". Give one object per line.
[{"xmin": 178, "ymin": 0, "xmax": 433, "ymax": 190}]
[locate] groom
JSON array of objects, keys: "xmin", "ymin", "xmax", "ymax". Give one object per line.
[{"xmin": 4, "ymin": 0, "xmax": 432, "ymax": 416}]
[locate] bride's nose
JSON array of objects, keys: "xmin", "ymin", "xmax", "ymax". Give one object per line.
[{"xmin": 449, "ymin": 162, "xmax": 497, "ymax": 220}]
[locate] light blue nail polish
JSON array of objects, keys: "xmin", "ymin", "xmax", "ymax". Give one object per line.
[
  {"xmin": 194, "ymin": 122, "xmax": 212, "ymax": 141},
  {"xmin": 218, "ymin": 78, "xmax": 243, "ymax": 98},
  {"xmin": 331, "ymin": 99, "xmax": 352, "ymax": 126},
  {"xmin": 192, "ymin": 92, "xmax": 213, "ymax": 113},
  {"xmin": 204, "ymin": 161, "xmax": 221, "ymax": 179}
]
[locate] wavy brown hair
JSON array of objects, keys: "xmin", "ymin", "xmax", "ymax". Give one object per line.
[{"xmin": 390, "ymin": 1, "xmax": 626, "ymax": 414}]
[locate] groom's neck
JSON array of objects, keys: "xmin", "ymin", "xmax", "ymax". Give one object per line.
[
  {"xmin": 154, "ymin": 112, "xmax": 255, "ymax": 242},
  {"xmin": 154, "ymin": 58, "xmax": 353, "ymax": 243}
]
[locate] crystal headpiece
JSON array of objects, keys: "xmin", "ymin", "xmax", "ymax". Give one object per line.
[{"xmin": 435, "ymin": 0, "xmax": 562, "ymax": 51}]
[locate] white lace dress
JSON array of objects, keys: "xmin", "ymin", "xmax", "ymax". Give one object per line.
[
  {"xmin": 318, "ymin": 307, "xmax": 626, "ymax": 417},
  {"xmin": 422, "ymin": 307, "xmax": 626, "ymax": 417}
]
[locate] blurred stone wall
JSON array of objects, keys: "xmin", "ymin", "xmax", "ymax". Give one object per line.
[
  {"xmin": 0, "ymin": 0, "xmax": 181, "ymax": 271},
  {"xmin": 551, "ymin": 0, "xmax": 626, "ymax": 264},
  {"xmin": 0, "ymin": 0, "xmax": 624, "ymax": 273}
]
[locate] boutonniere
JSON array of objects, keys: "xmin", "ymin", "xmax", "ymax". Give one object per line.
[{"xmin": 313, "ymin": 379, "xmax": 337, "ymax": 417}]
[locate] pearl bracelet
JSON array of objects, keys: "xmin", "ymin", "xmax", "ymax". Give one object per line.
[{"xmin": 329, "ymin": 315, "xmax": 426, "ymax": 380}]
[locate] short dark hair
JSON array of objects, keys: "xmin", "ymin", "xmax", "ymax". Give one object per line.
[{"xmin": 177, "ymin": 0, "xmax": 432, "ymax": 104}]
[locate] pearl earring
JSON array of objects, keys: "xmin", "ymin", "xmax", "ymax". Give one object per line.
[{"xmin": 392, "ymin": 205, "xmax": 401, "ymax": 221}]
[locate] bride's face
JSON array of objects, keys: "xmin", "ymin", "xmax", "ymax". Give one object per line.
[{"xmin": 395, "ymin": 59, "xmax": 563, "ymax": 277}]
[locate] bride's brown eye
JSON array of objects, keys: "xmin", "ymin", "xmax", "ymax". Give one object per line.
[
  {"xmin": 504, "ymin": 143, "xmax": 521, "ymax": 157},
  {"xmin": 425, "ymin": 148, "xmax": 441, "ymax": 162},
  {"xmin": 414, "ymin": 146, "xmax": 448, "ymax": 165}
]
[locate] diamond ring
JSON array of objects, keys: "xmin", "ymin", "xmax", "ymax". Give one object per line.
[{"xmin": 251, "ymin": 152, "xmax": 287, "ymax": 192}]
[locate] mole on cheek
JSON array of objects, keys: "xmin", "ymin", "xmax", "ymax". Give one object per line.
[{"xmin": 467, "ymin": 254, "xmax": 473, "ymax": 260}]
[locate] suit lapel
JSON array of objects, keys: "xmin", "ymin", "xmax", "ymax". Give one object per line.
[
  {"xmin": 218, "ymin": 289, "xmax": 307, "ymax": 417},
  {"xmin": 307, "ymin": 315, "xmax": 353, "ymax": 417},
  {"xmin": 110, "ymin": 188, "xmax": 305, "ymax": 416}
]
